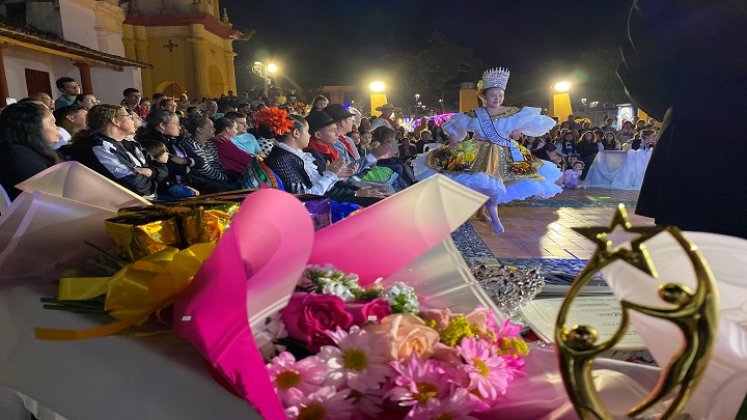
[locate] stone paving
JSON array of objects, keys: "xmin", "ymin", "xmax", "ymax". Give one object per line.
[{"xmin": 471, "ymin": 188, "xmax": 655, "ymax": 259}]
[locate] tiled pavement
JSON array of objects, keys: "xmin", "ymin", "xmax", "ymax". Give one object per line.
[{"xmin": 471, "ymin": 188, "xmax": 655, "ymax": 259}]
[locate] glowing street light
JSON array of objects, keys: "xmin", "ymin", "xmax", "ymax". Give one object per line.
[
  {"xmin": 554, "ymin": 81, "xmax": 572, "ymax": 92},
  {"xmin": 369, "ymin": 81, "xmax": 386, "ymax": 93},
  {"xmin": 550, "ymin": 81, "xmax": 573, "ymax": 118},
  {"xmin": 267, "ymin": 63, "xmax": 278, "ymax": 74}
]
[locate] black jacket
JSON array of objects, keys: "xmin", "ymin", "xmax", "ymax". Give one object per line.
[
  {"xmin": 69, "ymin": 133, "xmax": 158, "ymax": 197},
  {"xmin": 0, "ymin": 144, "xmax": 56, "ymax": 200}
]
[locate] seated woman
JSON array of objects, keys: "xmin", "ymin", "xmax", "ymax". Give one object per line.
[
  {"xmin": 210, "ymin": 117, "xmax": 253, "ymax": 181},
  {"xmin": 136, "ymin": 109, "xmax": 197, "ymax": 191},
  {"xmin": 0, "ymin": 102, "xmax": 61, "ymax": 200},
  {"xmin": 179, "ymin": 116, "xmax": 237, "ymax": 193},
  {"xmin": 68, "ymin": 104, "xmax": 159, "ymax": 197}
]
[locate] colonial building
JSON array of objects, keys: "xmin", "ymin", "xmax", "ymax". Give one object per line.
[
  {"xmin": 0, "ymin": 0, "xmax": 147, "ymax": 105},
  {"xmin": 122, "ymin": 0, "xmax": 240, "ymax": 99}
]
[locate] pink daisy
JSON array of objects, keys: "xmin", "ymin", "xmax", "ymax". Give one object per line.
[
  {"xmin": 415, "ymin": 388, "xmax": 479, "ymax": 420},
  {"xmin": 319, "ymin": 326, "xmax": 392, "ymax": 392},
  {"xmin": 456, "ymin": 337, "xmax": 512, "ymax": 401},
  {"xmin": 284, "ymin": 386, "xmax": 355, "ymax": 420},
  {"xmin": 386, "ymin": 355, "xmax": 452, "ymax": 414},
  {"xmin": 267, "ymin": 352, "xmax": 327, "ymax": 402}
]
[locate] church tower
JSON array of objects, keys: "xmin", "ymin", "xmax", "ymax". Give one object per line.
[{"xmin": 122, "ymin": 0, "xmax": 239, "ymax": 99}]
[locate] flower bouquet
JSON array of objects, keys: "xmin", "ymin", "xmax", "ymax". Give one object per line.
[{"xmin": 260, "ymin": 264, "xmax": 528, "ymax": 419}]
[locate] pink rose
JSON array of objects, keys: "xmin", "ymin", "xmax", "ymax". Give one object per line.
[
  {"xmin": 345, "ymin": 298, "xmax": 392, "ymax": 325},
  {"xmin": 281, "ymin": 292, "xmax": 353, "ymax": 351}
]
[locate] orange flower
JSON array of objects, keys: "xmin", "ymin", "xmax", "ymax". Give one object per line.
[
  {"xmin": 253, "ymin": 107, "xmax": 295, "ymax": 136},
  {"xmin": 364, "ymin": 313, "xmax": 440, "ymax": 361}
]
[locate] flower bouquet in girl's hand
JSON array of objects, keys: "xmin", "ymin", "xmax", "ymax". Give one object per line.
[{"xmin": 263, "ymin": 264, "xmax": 529, "ymax": 419}]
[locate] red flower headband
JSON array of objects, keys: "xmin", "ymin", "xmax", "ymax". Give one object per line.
[{"xmin": 254, "ymin": 107, "xmax": 295, "ymax": 136}]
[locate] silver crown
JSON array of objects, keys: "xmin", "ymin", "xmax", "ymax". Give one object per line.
[{"xmin": 480, "ymin": 67, "xmax": 510, "ymax": 91}]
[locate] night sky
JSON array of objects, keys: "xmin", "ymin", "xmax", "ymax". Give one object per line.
[{"xmin": 223, "ymin": 0, "xmax": 632, "ymax": 105}]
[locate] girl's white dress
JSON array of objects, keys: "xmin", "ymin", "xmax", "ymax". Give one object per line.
[{"xmin": 414, "ymin": 106, "xmax": 562, "ymax": 203}]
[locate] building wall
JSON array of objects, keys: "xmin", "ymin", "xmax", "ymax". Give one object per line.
[
  {"xmin": 128, "ymin": 0, "xmax": 219, "ymax": 18},
  {"xmin": 124, "ymin": 23, "xmax": 231, "ymax": 99},
  {"xmin": 91, "ymin": 66, "xmax": 142, "ymax": 104},
  {"xmin": 59, "ymin": 0, "xmax": 99, "ymax": 50},
  {"xmin": 3, "ymin": 47, "xmax": 78, "ymax": 100}
]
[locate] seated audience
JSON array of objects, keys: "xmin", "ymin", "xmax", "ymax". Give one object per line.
[{"xmin": 0, "ymin": 102, "xmax": 61, "ymax": 200}]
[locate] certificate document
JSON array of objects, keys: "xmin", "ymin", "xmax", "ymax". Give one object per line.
[{"xmin": 520, "ymin": 296, "xmax": 645, "ymax": 350}]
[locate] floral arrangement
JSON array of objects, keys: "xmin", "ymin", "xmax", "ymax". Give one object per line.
[
  {"xmin": 429, "ymin": 140, "xmax": 478, "ymax": 172},
  {"xmin": 254, "ymin": 106, "xmax": 295, "ymax": 136},
  {"xmin": 258, "ymin": 264, "xmax": 529, "ymax": 419},
  {"xmin": 509, "ymin": 146, "xmax": 538, "ymax": 175}
]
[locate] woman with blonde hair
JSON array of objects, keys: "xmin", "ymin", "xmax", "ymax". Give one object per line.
[{"xmin": 69, "ymin": 104, "xmax": 158, "ymax": 197}]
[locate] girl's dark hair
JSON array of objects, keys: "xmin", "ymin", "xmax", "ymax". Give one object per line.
[
  {"xmin": 145, "ymin": 109, "xmax": 178, "ymax": 131},
  {"xmin": 272, "ymin": 114, "xmax": 306, "ymax": 142},
  {"xmin": 213, "ymin": 117, "xmax": 236, "ymax": 134},
  {"xmin": 0, "ymin": 102, "xmax": 60, "ymax": 165},
  {"xmin": 185, "ymin": 115, "xmax": 211, "ymax": 136}
]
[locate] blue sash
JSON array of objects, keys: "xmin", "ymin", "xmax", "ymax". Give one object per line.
[{"xmin": 475, "ymin": 107, "xmax": 525, "ymax": 162}]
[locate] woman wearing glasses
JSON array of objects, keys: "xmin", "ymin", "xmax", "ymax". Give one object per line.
[{"xmin": 68, "ymin": 104, "xmax": 159, "ymax": 197}]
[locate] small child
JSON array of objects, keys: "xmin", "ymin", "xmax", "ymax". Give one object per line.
[
  {"xmin": 140, "ymin": 140, "xmax": 199, "ymax": 199},
  {"xmin": 563, "ymin": 161, "xmax": 585, "ymax": 189}
]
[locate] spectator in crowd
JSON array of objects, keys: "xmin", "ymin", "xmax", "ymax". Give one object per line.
[
  {"xmin": 576, "ymin": 129, "xmax": 600, "ymax": 179},
  {"xmin": 139, "ymin": 139, "xmax": 198, "ymax": 199},
  {"xmin": 635, "ymin": 119, "xmax": 647, "ymax": 133},
  {"xmin": 74, "ymin": 93, "xmax": 98, "ymax": 110},
  {"xmin": 398, "ymin": 134, "xmax": 417, "ymax": 158},
  {"xmin": 358, "ymin": 130, "xmax": 372, "ymax": 157},
  {"xmin": 532, "ymin": 143, "xmax": 563, "ymax": 168},
  {"xmin": 211, "ymin": 117, "xmax": 252, "ymax": 180},
  {"xmin": 205, "ymin": 100, "xmax": 219, "ymax": 120},
  {"xmin": 556, "ymin": 130, "xmax": 577, "ymax": 157},
  {"xmin": 181, "ymin": 116, "xmax": 235, "ymax": 192},
  {"xmin": 0, "ymin": 102, "xmax": 61, "ymax": 200},
  {"xmin": 177, "ymin": 94, "xmax": 190, "ymax": 113},
  {"xmin": 431, "ymin": 125, "xmax": 449, "ymax": 143},
  {"xmin": 262, "ymin": 112, "xmax": 352, "ymax": 195},
  {"xmin": 136, "ymin": 109, "xmax": 196, "ymax": 188},
  {"xmin": 54, "ymin": 77, "xmax": 81, "ymax": 110},
  {"xmin": 602, "ymin": 117, "xmax": 617, "ymax": 133},
  {"xmin": 369, "ymin": 104, "xmax": 399, "ymax": 131},
  {"xmin": 562, "ymin": 161, "xmax": 585, "ymax": 189},
  {"xmin": 416, "ymin": 129, "xmax": 432, "ymax": 153},
  {"xmin": 27, "ymin": 92, "xmax": 55, "ymax": 110},
  {"xmin": 53, "ymin": 105, "xmax": 87, "ymax": 148},
  {"xmin": 224, "ymin": 111, "xmax": 263, "ymax": 158},
  {"xmin": 122, "ymin": 88, "xmax": 149, "ymax": 118},
  {"xmin": 632, "ymin": 129, "xmax": 657, "ymax": 150},
  {"xmin": 310, "ymin": 95, "xmax": 329, "ymax": 112},
  {"xmin": 158, "ymin": 97, "xmax": 178, "ymax": 113},
  {"xmin": 186, "ymin": 106, "xmax": 201, "ymax": 119},
  {"xmin": 324, "ymin": 104, "xmax": 363, "ymax": 163},
  {"xmin": 565, "ymin": 114, "xmax": 582, "ymax": 132},
  {"xmin": 69, "ymin": 104, "xmax": 157, "ymax": 197},
  {"xmin": 150, "ymin": 93, "xmax": 165, "ymax": 113},
  {"xmin": 600, "ymin": 132, "xmax": 619, "ymax": 150},
  {"xmin": 617, "ymin": 120, "xmax": 636, "ymax": 143}
]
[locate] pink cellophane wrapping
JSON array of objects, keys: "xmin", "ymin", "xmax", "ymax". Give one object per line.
[{"xmin": 173, "ymin": 189, "xmax": 315, "ymax": 419}]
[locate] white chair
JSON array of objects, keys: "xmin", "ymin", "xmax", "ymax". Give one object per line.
[
  {"xmin": 0, "ymin": 184, "xmax": 10, "ymax": 215},
  {"xmin": 422, "ymin": 143, "xmax": 441, "ymax": 153}
]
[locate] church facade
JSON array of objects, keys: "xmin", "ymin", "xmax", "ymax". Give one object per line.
[{"xmin": 122, "ymin": 0, "xmax": 240, "ymax": 100}]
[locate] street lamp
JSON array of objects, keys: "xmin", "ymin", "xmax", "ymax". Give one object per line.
[
  {"xmin": 369, "ymin": 81, "xmax": 386, "ymax": 93},
  {"xmin": 550, "ymin": 81, "xmax": 573, "ymax": 118},
  {"xmin": 266, "ymin": 63, "xmax": 278, "ymax": 74},
  {"xmin": 553, "ymin": 81, "xmax": 572, "ymax": 93},
  {"xmin": 369, "ymin": 80, "xmax": 388, "ymax": 116}
]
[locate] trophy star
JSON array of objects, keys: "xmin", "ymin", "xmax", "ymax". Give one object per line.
[{"xmin": 572, "ymin": 204, "xmax": 666, "ymax": 277}]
